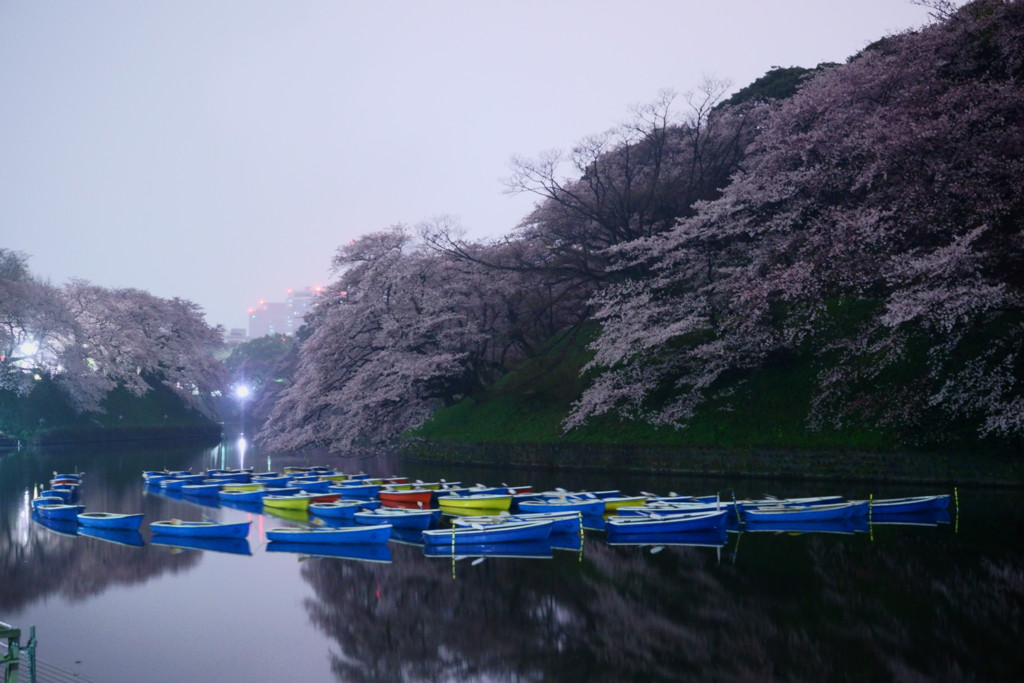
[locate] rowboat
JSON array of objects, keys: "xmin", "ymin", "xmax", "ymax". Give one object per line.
[
  {"xmin": 290, "ymin": 479, "xmax": 332, "ymax": 493},
  {"xmin": 601, "ymin": 495, "xmax": 649, "ymax": 512},
  {"xmin": 160, "ymin": 475, "xmax": 206, "ymax": 490},
  {"xmin": 150, "ymin": 520, "xmax": 251, "ymax": 538},
  {"xmin": 868, "ymin": 509, "xmax": 951, "ymax": 526},
  {"xmin": 265, "ymin": 524, "xmax": 392, "ymax": 544},
  {"xmin": 309, "ymin": 500, "xmax": 364, "ymax": 519},
  {"xmin": 40, "ymin": 488, "xmax": 75, "ymax": 503},
  {"xmin": 422, "ymin": 520, "xmax": 554, "ymax": 546},
  {"xmin": 862, "ymin": 495, "xmax": 951, "ymax": 514},
  {"xmin": 517, "ymin": 498, "xmax": 606, "ymax": 515},
  {"xmin": 436, "ymin": 493, "xmax": 513, "ymax": 512},
  {"xmin": 76, "ymin": 512, "xmax": 145, "ymax": 531},
  {"xmin": 218, "ymin": 488, "xmax": 268, "ymax": 503},
  {"xmin": 31, "ymin": 495, "xmax": 66, "ymax": 510},
  {"xmin": 328, "ymin": 483, "xmax": 380, "ymax": 498},
  {"xmin": 605, "ymin": 509, "xmax": 728, "ymax": 534},
  {"xmin": 37, "ymin": 504, "xmax": 86, "ymax": 521},
  {"xmin": 354, "ymin": 507, "xmax": 440, "ymax": 530},
  {"xmin": 615, "ymin": 501, "xmax": 726, "ymax": 517},
  {"xmin": 266, "ymin": 541, "xmax": 393, "ymax": 563},
  {"xmin": 263, "ymin": 492, "xmax": 338, "ymax": 510},
  {"xmin": 251, "ymin": 475, "xmax": 291, "ymax": 487},
  {"xmin": 736, "ymin": 495, "xmax": 844, "ymax": 511},
  {"xmin": 743, "ymin": 501, "xmax": 869, "ymax": 523},
  {"xmin": 453, "ymin": 511, "xmax": 582, "ymax": 536},
  {"xmin": 378, "ymin": 488, "xmax": 434, "ymax": 507},
  {"xmin": 181, "ymin": 482, "xmax": 224, "ymax": 497}
]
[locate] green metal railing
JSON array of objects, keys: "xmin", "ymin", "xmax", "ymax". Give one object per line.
[{"xmin": 0, "ymin": 622, "xmax": 36, "ymax": 683}]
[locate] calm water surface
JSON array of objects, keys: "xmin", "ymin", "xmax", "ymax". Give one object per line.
[{"xmin": 1, "ymin": 438, "xmax": 1021, "ymax": 682}]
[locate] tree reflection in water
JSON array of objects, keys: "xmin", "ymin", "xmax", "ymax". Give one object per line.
[{"xmin": 297, "ymin": 523, "xmax": 1023, "ymax": 683}]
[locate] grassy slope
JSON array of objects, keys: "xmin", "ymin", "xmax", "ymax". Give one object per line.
[{"xmin": 408, "ymin": 334, "xmax": 893, "ymax": 451}]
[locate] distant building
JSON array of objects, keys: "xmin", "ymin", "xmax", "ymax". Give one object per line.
[
  {"xmin": 248, "ymin": 286, "xmax": 322, "ymax": 339},
  {"xmin": 223, "ymin": 328, "xmax": 247, "ymax": 346}
]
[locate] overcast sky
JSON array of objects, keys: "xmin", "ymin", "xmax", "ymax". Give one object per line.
[{"xmin": 1, "ymin": 1, "xmax": 948, "ymax": 332}]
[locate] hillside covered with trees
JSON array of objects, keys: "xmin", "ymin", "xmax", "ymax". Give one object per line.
[
  {"xmin": 0, "ymin": 249, "xmax": 225, "ymax": 443},
  {"xmin": 256, "ymin": 1, "xmax": 1022, "ymax": 456}
]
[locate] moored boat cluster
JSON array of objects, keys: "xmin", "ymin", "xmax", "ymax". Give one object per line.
[{"xmin": 30, "ymin": 465, "xmax": 953, "ymax": 561}]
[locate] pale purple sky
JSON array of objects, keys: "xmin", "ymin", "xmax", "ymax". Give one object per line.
[{"xmin": 1, "ymin": 1, "xmax": 947, "ymax": 331}]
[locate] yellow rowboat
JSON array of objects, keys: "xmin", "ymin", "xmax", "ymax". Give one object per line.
[
  {"xmin": 263, "ymin": 494, "xmax": 314, "ymax": 510},
  {"xmin": 381, "ymin": 483, "xmax": 413, "ymax": 491},
  {"xmin": 602, "ymin": 496, "xmax": 649, "ymax": 512},
  {"xmin": 437, "ymin": 494, "xmax": 513, "ymax": 512},
  {"xmin": 220, "ymin": 482, "xmax": 264, "ymax": 492},
  {"xmin": 319, "ymin": 474, "xmax": 349, "ymax": 482}
]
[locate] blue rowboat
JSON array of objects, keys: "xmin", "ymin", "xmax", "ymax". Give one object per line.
[
  {"xmin": 160, "ymin": 475, "xmax": 206, "ymax": 490},
  {"xmin": 266, "ymin": 541, "xmax": 393, "ymax": 563},
  {"xmin": 40, "ymin": 488, "xmax": 75, "ymax": 503},
  {"xmin": 862, "ymin": 495, "xmax": 951, "ymax": 514},
  {"xmin": 181, "ymin": 482, "xmax": 224, "ymax": 497},
  {"xmin": 453, "ymin": 511, "xmax": 582, "ymax": 536},
  {"xmin": 31, "ymin": 495, "xmax": 66, "ymax": 510},
  {"xmin": 422, "ymin": 540, "xmax": 554, "ymax": 560},
  {"xmin": 615, "ymin": 501, "xmax": 726, "ymax": 517},
  {"xmin": 218, "ymin": 488, "xmax": 267, "ymax": 503},
  {"xmin": 309, "ymin": 500, "xmax": 363, "ymax": 519},
  {"xmin": 265, "ymin": 524, "xmax": 392, "ymax": 544},
  {"xmin": 743, "ymin": 501, "xmax": 868, "ymax": 523},
  {"xmin": 79, "ymin": 526, "xmax": 145, "ymax": 547},
  {"xmin": 329, "ymin": 482, "xmax": 381, "ymax": 498},
  {"xmin": 77, "ymin": 512, "xmax": 145, "ymax": 531},
  {"xmin": 735, "ymin": 495, "xmax": 845, "ymax": 511},
  {"xmin": 605, "ymin": 509, "xmax": 728, "ymax": 535},
  {"xmin": 151, "ymin": 536, "xmax": 252, "ymax": 555},
  {"xmin": 251, "ymin": 475, "xmax": 290, "ymax": 487},
  {"xmin": 150, "ymin": 520, "xmax": 251, "ymax": 538},
  {"xmin": 868, "ymin": 509, "xmax": 951, "ymax": 526},
  {"xmin": 37, "ymin": 504, "xmax": 86, "ymax": 521},
  {"xmin": 354, "ymin": 507, "xmax": 440, "ymax": 530},
  {"xmin": 204, "ymin": 473, "xmax": 250, "ymax": 483},
  {"xmin": 517, "ymin": 498, "xmax": 606, "ymax": 515},
  {"xmin": 290, "ymin": 479, "xmax": 332, "ymax": 493},
  {"xmin": 422, "ymin": 519, "xmax": 554, "ymax": 546}
]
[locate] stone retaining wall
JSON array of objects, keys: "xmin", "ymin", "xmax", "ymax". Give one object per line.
[{"xmin": 400, "ymin": 440, "xmax": 1023, "ymax": 488}]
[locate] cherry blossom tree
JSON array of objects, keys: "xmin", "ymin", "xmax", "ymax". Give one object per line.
[
  {"xmin": 2, "ymin": 250, "xmax": 225, "ymax": 416},
  {"xmin": 572, "ymin": 0, "xmax": 1024, "ymax": 442},
  {"xmin": 259, "ymin": 227, "xmax": 523, "ymax": 449},
  {"xmin": 64, "ymin": 282, "xmax": 226, "ymax": 414}
]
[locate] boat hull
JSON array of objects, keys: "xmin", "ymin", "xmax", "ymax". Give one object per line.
[
  {"xmin": 422, "ymin": 520, "xmax": 553, "ymax": 546},
  {"xmin": 77, "ymin": 512, "xmax": 145, "ymax": 531},
  {"xmin": 265, "ymin": 524, "xmax": 392, "ymax": 544},
  {"xmin": 149, "ymin": 520, "xmax": 251, "ymax": 538},
  {"xmin": 606, "ymin": 510, "xmax": 728, "ymax": 535}
]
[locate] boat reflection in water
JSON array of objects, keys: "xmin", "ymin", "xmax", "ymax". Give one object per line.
[
  {"xmin": 266, "ymin": 541, "xmax": 392, "ymax": 564},
  {"xmin": 150, "ymin": 536, "xmax": 253, "ymax": 556},
  {"xmin": 78, "ymin": 526, "xmax": 145, "ymax": 547},
  {"xmin": 422, "ymin": 539, "xmax": 555, "ymax": 560},
  {"xmin": 605, "ymin": 527, "xmax": 729, "ymax": 549}
]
